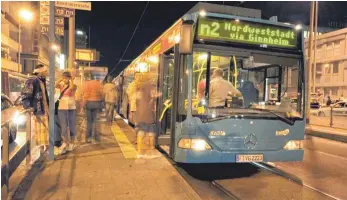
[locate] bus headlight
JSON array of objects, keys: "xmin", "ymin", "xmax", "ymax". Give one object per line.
[
  {"xmin": 178, "ymin": 138, "xmax": 212, "ymax": 151},
  {"xmin": 13, "ymin": 111, "xmax": 26, "ymax": 125},
  {"xmin": 283, "ymin": 140, "xmax": 304, "ymax": 150}
]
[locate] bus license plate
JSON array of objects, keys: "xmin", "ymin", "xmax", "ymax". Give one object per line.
[{"xmin": 236, "ymin": 154, "xmax": 263, "ymax": 162}]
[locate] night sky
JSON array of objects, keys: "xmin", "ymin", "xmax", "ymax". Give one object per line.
[{"xmin": 75, "ymin": 1, "xmax": 347, "ymax": 76}]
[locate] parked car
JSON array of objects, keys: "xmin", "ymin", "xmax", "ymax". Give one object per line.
[
  {"xmin": 315, "ymin": 101, "xmax": 347, "ymax": 117},
  {"xmin": 1, "ymin": 94, "xmax": 26, "ymax": 146}
]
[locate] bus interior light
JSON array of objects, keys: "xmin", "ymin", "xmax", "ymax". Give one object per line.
[{"xmin": 198, "ymin": 53, "xmax": 208, "ymax": 60}]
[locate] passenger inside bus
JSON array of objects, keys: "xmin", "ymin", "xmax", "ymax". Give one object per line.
[
  {"xmin": 209, "ymin": 68, "xmax": 242, "ymax": 108},
  {"xmin": 239, "ymin": 81, "xmax": 259, "ymax": 107}
]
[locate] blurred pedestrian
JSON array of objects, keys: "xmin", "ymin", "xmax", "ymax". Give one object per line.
[
  {"xmin": 135, "ymin": 73, "xmax": 161, "ymax": 158},
  {"xmin": 127, "ymin": 79, "xmax": 137, "ymax": 124},
  {"xmin": 21, "ymin": 64, "xmax": 49, "ymax": 154},
  {"xmin": 81, "ymin": 73, "xmax": 103, "ymax": 143},
  {"xmin": 326, "ymin": 96, "xmax": 332, "ymax": 106},
  {"xmin": 103, "ymin": 75, "xmax": 117, "ymax": 125},
  {"xmin": 55, "ymin": 71, "xmax": 77, "ymax": 154}
]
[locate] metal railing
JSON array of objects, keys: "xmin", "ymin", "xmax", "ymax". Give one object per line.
[
  {"xmin": 310, "ymin": 107, "xmax": 347, "ymax": 130},
  {"xmin": 1, "ymin": 108, "xmax": 33, "ymax": 196}
]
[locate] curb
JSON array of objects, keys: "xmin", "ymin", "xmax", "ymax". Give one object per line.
[{"xmin": 305, "ymin": 128, "xmax": 347, "ymax": 143}]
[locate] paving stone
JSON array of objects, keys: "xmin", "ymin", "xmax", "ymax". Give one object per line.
[{"xmin": 5, "ymin": 118, "xmax": 201, "ymax": 200}]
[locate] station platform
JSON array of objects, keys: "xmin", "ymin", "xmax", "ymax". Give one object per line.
[{"xmin": 7, "ymin": 117, "xmax": 201, "ymax": 200}]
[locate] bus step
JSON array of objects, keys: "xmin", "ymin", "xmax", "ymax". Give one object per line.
[{"xmin": 158, "ymin": 134, "xmax": 171, "ymax": 145}]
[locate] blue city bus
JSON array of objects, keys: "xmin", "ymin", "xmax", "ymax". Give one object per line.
[{"xmin": 116, "ymin": 3, "xmax": 306, "ymax": 163}]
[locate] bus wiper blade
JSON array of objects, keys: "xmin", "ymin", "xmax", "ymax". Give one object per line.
[{"xmin": 250, "ymin": 108, "xmax": 295, "ymax": 125}]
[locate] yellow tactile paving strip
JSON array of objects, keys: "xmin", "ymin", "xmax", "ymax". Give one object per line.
[{"xmin": 111, "ymin": 123, "xmax": 138, "ymax": 159}]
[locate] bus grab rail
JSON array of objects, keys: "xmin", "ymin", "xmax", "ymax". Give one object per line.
[{"xmin": 1, "ymin": 108, "xmax": 33, "ymax": 197}]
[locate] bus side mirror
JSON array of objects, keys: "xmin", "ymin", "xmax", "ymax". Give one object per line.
[{"xmin": 179, "ymin": 20, "xmax": 194, "ymax": 55}]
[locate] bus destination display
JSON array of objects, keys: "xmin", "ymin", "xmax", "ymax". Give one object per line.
[{"xmin": 197, "ymin": 18, "xmax": 298, "ymax": 48}]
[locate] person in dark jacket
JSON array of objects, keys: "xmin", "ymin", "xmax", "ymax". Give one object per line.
[
  {"xmin": 326, "ymin": 96, "xmax": 332, "ymax": 106},
  {"xmin": 239, "ymin": 81, "xmax": 259, "ymax": 108},
  {"xmin": 21, "ymin": 64, "xmax": 50, "ymax": 153}
]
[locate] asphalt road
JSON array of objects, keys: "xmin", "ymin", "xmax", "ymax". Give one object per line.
[{"xmin": 175, "ymin": 162, "xmax": 332, "ymax": 200}]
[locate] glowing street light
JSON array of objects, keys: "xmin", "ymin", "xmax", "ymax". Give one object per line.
[
  {"xmin": 76, "ymin": 30, "xmax": 84, "ymax": 35},
  {"xmin": 295, "ymin": 24, "xmax": 303, "ymax": 30},
  {"xmin": 19, "ymin": 9, "xmax": 34, "ymax": 22},
  {"xmin": 50, "ymin": 43, "xmax": 60, "ymax": 52}
]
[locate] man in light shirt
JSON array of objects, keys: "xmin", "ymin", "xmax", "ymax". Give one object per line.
[
  {"xmin": 209, "ymin": 68, "xmax": 242, "ymax": 108},
  {"xmin": 103, "ymin": 76, "xmax": 117, "ymax": 125}
]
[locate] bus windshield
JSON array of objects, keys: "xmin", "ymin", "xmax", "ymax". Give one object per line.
[{"xmin": 186, "ymin": 51, "xmax": 304, "ymax": 121}]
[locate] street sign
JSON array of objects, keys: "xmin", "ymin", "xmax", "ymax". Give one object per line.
[
  {"xmin": 55, "ymin": 7, "xmax": 75, "ymax": 17},
  {"xmin": 55, "ymin": 26, "xmax": 64, "ymax": 36},
  {"xmin": 41, "ymin": 25, "xmax": 64, "ymax": 36},
  {"xmin": 40, "ymin": 5, "xmax": 50, "ymax": 15},
  {"xmin": 55, "ymin": 1, "xmax": 91, "ymax": 11},
  {"xmin": 40, "ymin": 15, "xmax": 49, "ymax": 25},
  {"xmin": 75, "ymin": 49, "xmax": 99, "ymax": 62},
  {"xmin": 55, "ymin": 17, "xmax": 64, "ymax": 26}
]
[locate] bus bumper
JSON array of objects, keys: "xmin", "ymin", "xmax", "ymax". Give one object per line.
[{"xmin": 173, "ymin": 149, "xmax": 304, "ymax": 163}]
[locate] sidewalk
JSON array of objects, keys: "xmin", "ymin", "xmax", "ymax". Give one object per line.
[
  {"xmin": 306, "ymin": 124, "xmax": 347, "ymax": 143},
  {"xmin": 8, "ymin": 117, "xmax": 201, "ymax": 200}
]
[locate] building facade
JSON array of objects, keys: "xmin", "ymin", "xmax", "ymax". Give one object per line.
[{"xmin": 305, "ymin": 28, "xmax": 347, "ymax": 101}]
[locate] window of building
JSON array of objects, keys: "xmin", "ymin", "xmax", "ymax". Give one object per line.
[
  {"xmin": 334, "ymin": 40, "xmax": 341, "ymax": 48},
  {"xmin": 333, "ymin": 62, "xmax": 339, "ymax": 73},
  {"xmin": 317, "ymin": 44, "xmax": 323, "ymax": 51},
  {"xmin": 327, "ymin": 42, "xmax": 333, "ymax": 49},
  {"xmin": 324, "ymin": 64, "xmax": 331, "ymax": 74},
  {"xmin": 316, "ymin": 64, "xmax": 322, "ymax": 74}
]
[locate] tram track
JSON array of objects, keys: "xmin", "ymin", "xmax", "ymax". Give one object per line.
[
  {"xmin": 158, "ymin": 145, "xmax": 326, "ymax": 200},
  {"xmin": 211, "ymin": 161, "xmax": 338, "ymax": 200}
]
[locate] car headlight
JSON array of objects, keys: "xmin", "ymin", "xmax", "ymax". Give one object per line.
[
  {"xmin": 13, "ymin": 111, "xmax": 26, "ymax": 125},
  {"xmin": 283, "ymin": 140, "xmax": 304, "ymax": 150},
  {"xmin": 178, "ymin": 138, "xmax": 212, "ymax": 151}
]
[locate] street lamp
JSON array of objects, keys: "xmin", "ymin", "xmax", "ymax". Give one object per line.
[
  {"xmin": 50, "ymin": 43, "xmax": 60, "ymax": 52},
  {"xmin": 18, "ymin": 9, "xmax": 33, "ymax": 72},
  {"xmin": 76, "ymin": 30, "xmax": 84, "ymax": 35}
]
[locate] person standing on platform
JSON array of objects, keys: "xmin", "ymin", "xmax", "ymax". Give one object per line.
[
  {"xmin": 55, "ymin": 71, "xmax": 77, "ymax": 154},
  {"xmin": 21, "ymin": 64, "xmax": 50, "ymax": 154},
  {"xmin": 127, "ymin": 79, "xmax": 137, "ymax": 124},
  {"xmin": 135, "ymin": 73, "xmax": 161, "ymax": 157},
  {"xmin": 103, "ymin": 75, "xmax": 117, "ymax": 125},
  {"xmin": 81, "ymin": 73, "xmax": 103, "ymax": 143}
]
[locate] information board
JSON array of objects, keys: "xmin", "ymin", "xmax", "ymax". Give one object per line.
[{"xmin": 197, "ymin": 18, "xmax": 298, "ymax": 48}]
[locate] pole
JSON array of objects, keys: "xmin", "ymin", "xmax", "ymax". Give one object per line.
[
  {"xmin": 48, "ymin": 1, "xmax": 55, "ymax": 160},
  {"xmin": 187, "ymin": 55, "xmax": 193, "ymax": 120},
  {"xmin": 18, "ymin": 22, "xmax": 21, "ymax": 72},
  {"xmin": 68, "ymin": 16, "xmax": 75, "ymax": 69},
  {"xmin": 306, "ymin": 1, "xmax": 315, "ymax": 124},
  {"xmin": 88, "ymin": 26, "xmax": 91, "ymax": 49},
  {"xmin": 313, "ymin": 1, "xmax": 318, "ymax": 93}
]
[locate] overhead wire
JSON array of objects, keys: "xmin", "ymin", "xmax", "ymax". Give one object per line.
[{"xmin": 108, "ymin": 1, "xmax": 149, "ymax": 76}]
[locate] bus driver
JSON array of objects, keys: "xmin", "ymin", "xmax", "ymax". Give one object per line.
[{"xmin": 209, "ymin": 68, "xmax": 242, "ymax": 108}]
